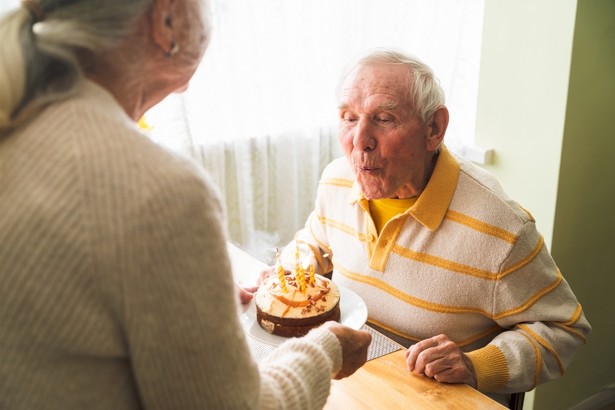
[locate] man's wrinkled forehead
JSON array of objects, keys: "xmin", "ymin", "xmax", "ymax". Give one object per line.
[
  {"xmin": 339, "ymin": 64, "xmax": 412, "ymax": 109},
  {"xmin": 340, "ymin": 63, "xmax": 412, "ymax": 100}
]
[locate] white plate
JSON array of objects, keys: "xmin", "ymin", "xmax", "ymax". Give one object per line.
[{"xmin": 240, "ymin": 284, "xmax": 368, "ymax": 346}]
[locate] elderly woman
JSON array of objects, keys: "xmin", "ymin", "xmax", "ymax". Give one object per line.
[{"xmin": 0, "ymin": 0, "xmax": 371, "ymax": 409}]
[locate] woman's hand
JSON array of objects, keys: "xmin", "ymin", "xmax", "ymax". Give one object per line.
[
  {"xmin": 257, "ymin": 266, "xmax": 280, "ymax": 284},
  {"xmin": 321, "ymin": 322, "xmax": 372, "ymax": 379},
  {"xmin": 236, "ymin": 284, "xmax": 258, "ymax": 304},
  {"xmin": 236, "ymin": 265, "xmax": 280, "ymax": 305},
  {"xmin": 405, "ymin": 334, "xmax": 477, "ymax": 388}
]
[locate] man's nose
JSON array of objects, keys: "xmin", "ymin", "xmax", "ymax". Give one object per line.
[{"xmin": 353, "ymin": 119, "xmax": 376, "ymax": 152}]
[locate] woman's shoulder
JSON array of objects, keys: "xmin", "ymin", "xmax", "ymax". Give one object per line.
[{"xmin": 41, "ymin": 83, "xmax": 222, "ymax": 213}]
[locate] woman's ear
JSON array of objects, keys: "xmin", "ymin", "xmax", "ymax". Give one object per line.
[
  {"xmin": 150, "ymin": 0, "xmax": 177, "ymax": 55},
  {"xmin": 425, "ymin": 106, "xmax": 449, "ymax": 151}
]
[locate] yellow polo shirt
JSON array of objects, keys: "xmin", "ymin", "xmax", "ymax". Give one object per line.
[{"xmin": 369, "ymin": 197, "xmax": 417, "ymax": 235}]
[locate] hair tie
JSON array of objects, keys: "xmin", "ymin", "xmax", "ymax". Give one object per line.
[{"xmin": 21, "ymin": 0, "xmax": 45, "ymax": 23}]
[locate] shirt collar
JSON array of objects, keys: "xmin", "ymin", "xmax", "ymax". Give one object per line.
[{"xmin": 349, "ymin": 145, "xmax": 460, "ymax": 230}]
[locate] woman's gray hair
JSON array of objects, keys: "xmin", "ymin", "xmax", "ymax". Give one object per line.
[
  {"xmin": 0, "ymin": 0, "xmax": 210, "ymax": 135},
  {"xmin": 337, "ymin": 48, "xmax": 446, "ymax": 124}
]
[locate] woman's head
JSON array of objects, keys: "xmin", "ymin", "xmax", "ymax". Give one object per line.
[{"xmin": 0, "ymin": 0, "xmax": 212, "ymax": 133}]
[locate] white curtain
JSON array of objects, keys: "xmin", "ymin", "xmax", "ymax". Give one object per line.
[
  {"xmin": 0, "ymin": 2, "xmax": 18, "ymax": 14},
  {"xmin": 146, "ymin": 0, "xmax": 485, "ymax": 262}
]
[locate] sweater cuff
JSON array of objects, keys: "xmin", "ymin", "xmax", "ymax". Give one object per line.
[
  {"xmin": 307, "ymin": 326, "xmax": 343, "ymax": 376},
  {"xmin": 466, "ymin": 344, "xmax": 509, "ymax": 392}
]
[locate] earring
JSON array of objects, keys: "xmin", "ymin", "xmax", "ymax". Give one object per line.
[{"xmin": 166, "ymin": 41, "xmax": 180, "ymax": 57}]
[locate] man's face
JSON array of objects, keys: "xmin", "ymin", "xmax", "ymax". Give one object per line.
[{"xmin": 338, "ymin": 63, "xmax": 436, "ymax": 199}]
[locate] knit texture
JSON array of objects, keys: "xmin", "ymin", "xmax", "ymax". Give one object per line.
[
  {"xmin": 0, "ymin": 80, "xmax": 342, "ymax": 409},
  {"xmin": 283, "ymin": 146, "xmax": 591, "ymax": 398}
]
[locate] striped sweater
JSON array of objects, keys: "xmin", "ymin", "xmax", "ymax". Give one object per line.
[
  {"xmin": 0, "ymin": 80, "xmax": 343, "ymax": 409},
  {"xmin": 283, "ymin": 146, "xmax": 591, "ymax": 397}
]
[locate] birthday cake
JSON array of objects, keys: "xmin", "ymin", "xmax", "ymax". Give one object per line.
[{"xmin": 254, "ymin": 270, "xmax": 341, "ymax": 338}]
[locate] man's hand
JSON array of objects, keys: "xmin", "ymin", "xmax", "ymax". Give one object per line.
[{"xmin": 405, "ymin": 334, "xmax": 477, "ymax": 388}]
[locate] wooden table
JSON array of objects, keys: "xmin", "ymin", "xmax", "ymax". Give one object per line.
[
  {"xmin": 325, "ymin": 349, "xmax": 506, "ymax": 409},
  {"xmin": 228, "ymin": 242, "xmax": 506, "ymax": 410}
]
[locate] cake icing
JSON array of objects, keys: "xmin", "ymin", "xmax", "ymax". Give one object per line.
[{"xmin": 255, "ymin": 273, "xmax": 341, "ymax": 337}]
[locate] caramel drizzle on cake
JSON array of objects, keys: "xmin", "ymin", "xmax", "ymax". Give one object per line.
[
  {"xmin": 255, "ymin": 272, "xmax": 341, "ymax": 337},
  {"xmin": 267, "ymin": 275, "xmax": 332, "ymax": 317}
]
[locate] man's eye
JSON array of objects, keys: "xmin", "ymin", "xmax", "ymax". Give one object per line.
[
  {"xmin": 342, "ymin": 114, "xmax": 358, "ymax": 122},
  {"xmin": 376, "ymin": 116, "xmax": 392, "ymax": 123}
]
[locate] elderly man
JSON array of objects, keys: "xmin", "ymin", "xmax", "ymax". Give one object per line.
[{"xmin": 274, "ymin": 49, "xmax": 590, "ymax": 406}]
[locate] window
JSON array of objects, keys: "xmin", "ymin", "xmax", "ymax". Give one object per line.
[
  {"xmin": 148, "ymin": 0, "xmax": 485, "ymax": 152},
  {"xmin": 145, "ymin": 0, "xmax": 486, "ymax": 258}
]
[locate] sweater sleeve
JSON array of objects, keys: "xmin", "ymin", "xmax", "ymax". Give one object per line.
[
  {"xmin": 466, "ymin": 221, "xmax": 591, "ymax": 394},
  {"xmin": 258, "ymin": 327, "xmax": 342, "ymax": 409},
  {"xmin": 121, "ymin": 162, "xmax": 342, "ymax": 409}
]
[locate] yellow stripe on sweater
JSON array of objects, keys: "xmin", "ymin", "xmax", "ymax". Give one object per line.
[
  {"xmin": 556, "ymin": 304, "xmax": 588, "ymax": 343},
  {"xmin": 446, "ymin": 209, "xmax": 518, "ymax": 244},
  {"xmin": 319, "ymin": 178, "xmax": 354, "ymax": 188},
  {"xmin": 336, "ymin": 263, "xmax": 564, "ymax": 320},
  {"xmin": 317, "ymin": 215, "xmax": 371, "ymax": 242},
  {"xmin": 318, "ymin": 214, "xmax": 544, "ymax": 282},
  {"xmin": 368, "ymin": 317, "xmax": 502, "ymax": 349},
  {"xmin": 392, "ymin": 235, "xmax": 543, "ymax": 282},
  {"xmin": 494, "ymin": 271, "xmax": 563, "ymax": 319},
  {"xmin": 392, "ymin": 245, "xmax": 496, "ymax": 280},
  {"xmin": 552, "ymin": 322, "xmax": 588, "ymax": 344},
  {"xmin": 456, "ymin": 325, "xmax": 503, "ymax": 348},
  {"xmin": 517, "ymin": 324, "xmax": 565, "ymax": 376},
  {"xmin": 517, "ymin": 329, "xmax": 542, "ymax": 389},
  {"xmin": 498, "ymin": 236, "xmax": 545, "ymax": 279},
  {"xmin": 335, "ymin": 264, "xmax": 492, "ymax": 316},
  {"xmin": 564, "ymin": 304, "xmax": 583, "ymax": 326},
  {"xmin": 367, "ymin": 318, "xmax": 421, "ymax": 343}
]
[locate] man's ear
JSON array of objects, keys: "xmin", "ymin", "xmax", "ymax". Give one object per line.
[
  {"xmin": 425, "ymin": 106, "xmax": 449, "ymax": 151},
  {"xmin": 150, "ymin": 0, "xmax": 176, "ymax": 55}
]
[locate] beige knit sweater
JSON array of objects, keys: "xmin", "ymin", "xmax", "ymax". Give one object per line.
[
  {"xmin": 283, "ymin": 146, "xmax": 591, "ymax": 401},
  {"xmin": 0, "ymin": 80, "xmax": 342, "ymax": 409}
]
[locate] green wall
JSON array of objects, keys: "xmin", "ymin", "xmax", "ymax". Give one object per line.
[
  {"xmin": 476, "ymin": 0, "xmax": 577, "ymax": 249},
  {"xmin": 477, "ymin": 0, "xmax": 615, "ymax": 408},
  {"xmin": 534, "ymin": 0, "xmax": 615, "ymax": 408}
]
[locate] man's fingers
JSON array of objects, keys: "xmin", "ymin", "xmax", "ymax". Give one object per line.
[
  {"xmin": 405, "ymin": 334, "xmax": 476, "ymax": 387},
  {"xmin": 406, "ymin": 336, "xmax": 445, "ymax": 372},
  {"xmin": 414, "ymin": 346, "xmax": 447, "ymax": 375},
  {"xmin": 424, "ymin": 356, "xmax": 456, "ymax": 378}
]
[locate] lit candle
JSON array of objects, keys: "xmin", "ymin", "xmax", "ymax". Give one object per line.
[
  {"xmin": 294, "ymin": 244, "xmax": 300, "ymax": 280},
  {"xmin": 299, "ymin": 265, "xmax": 306, "ymax": 293},
  {"xmin": 308, "ymin": 262, "xmax": 315, "ymax": 285},
  {"xmin": 294, "ymin": 244, "xmax": 306, "ymax": 292},
  {"xmin": 275, "ymin": 248, "xmax": 287, "ymax": 292}
]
